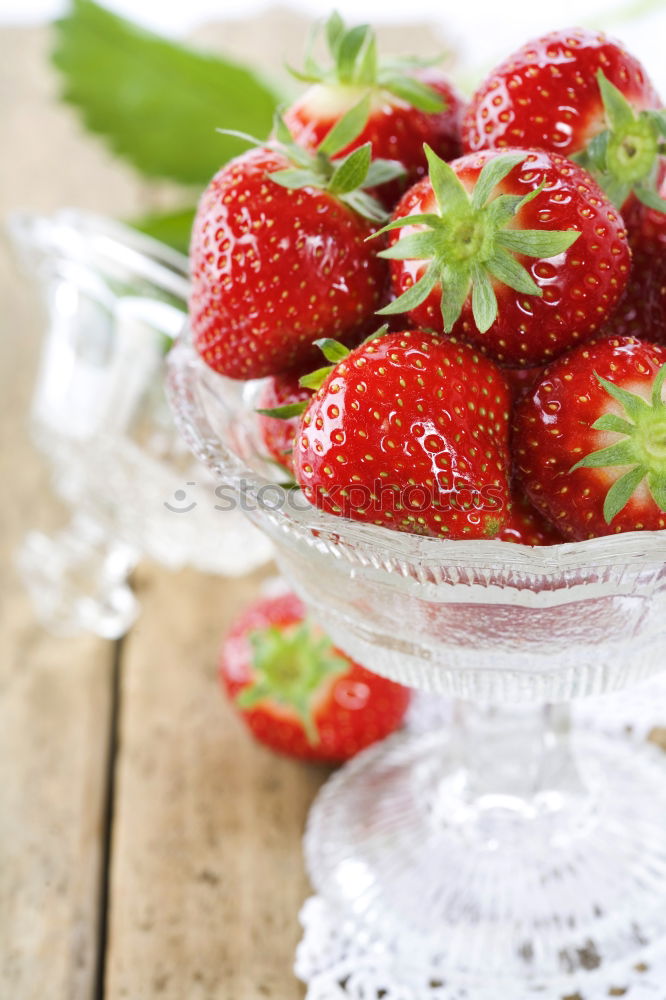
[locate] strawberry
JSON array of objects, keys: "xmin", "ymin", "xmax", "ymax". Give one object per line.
[
  {"xmin": 294, "ymin": 331, "xmax": 511, "ymax": 539},
  {"xmin": 375, "ymin": 147, "xmax": 630, "ymax": 368},
  {"xmin": 256, "ymin": 371, "xmax": 314, "ymax": 474},
  {"xmin": 499, "ymin": 492, "xmax": 563, "ymax": 546},
  {"xmin": 189, "ymin": 113, "xmax": 396, "ymax": 380},
  {"xmin": 220, "ymin": 591, "xmax": 410, "ymax": 762},
  {"xmin": 514, "ymin": 336, "xmax": 666, "ymax": 540},
  {"xmin": 284, "ymin": 13, "xmax": 466, "ymax": 207},
  {"xmin": 604, "ymin": 167, "xmax": 666, "ymax": 346},
  {"xmin": 505, "ymin": 364, "xmax": 548, "ymax": 404},
  {"xmin": 462, "ymin": 28, "xmax": 665, "ymax": 214}
]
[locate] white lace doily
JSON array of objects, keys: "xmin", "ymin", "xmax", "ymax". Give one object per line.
[{"xmin": 296, "ymin": 673, "xmax": 666, "ymax": 1000}]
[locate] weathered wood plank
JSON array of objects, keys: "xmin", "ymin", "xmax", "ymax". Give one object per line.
[
  {"xmin": 0, "ymin": 25, "xmax": 148, "ymax": 997},
  {"xmin": 105, "ymin": 567, "xmax": 325, "ymax": 1000}
]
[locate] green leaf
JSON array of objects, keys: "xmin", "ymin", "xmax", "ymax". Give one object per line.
[
  {"xmin": 425, "ymin": 145, "xmax": 470, "ymax": 215},
  {"xmin": 356, "ymin": 33, "xmax": 378, "ymax": 86},
  {"xmin": 585, "ymin": 130, "xmax": 610, "ymax": 172},
  {"xmin": 377, "ymin": 265, "xmax": 439, "ymax": 315},
  {"xmin": 471, "ymin": 152, "xmax": 527, "ymax": 210},
  {"xmin": 256, "ymin": 402, "xmax": 308, "ymax": 419},
  {"xmin": 647, "ymin": 470, "xmax": 666, "ymax": 512},
  {"xmin": 371, "ymin": 212, "xmax": 443, "ymax": 239},
  {"xmin": 379, "ymin": 231, "xmax": 441, "ymax": 261},
  {"xmin": 269, "ymin": 168, "xmax": 323, "ymax": 190},
  {"xmin": 317, "ymin": 95, "xmax": 371, "ymax": 157},
  {"xmin": 599, "ymin": 173, "xmax": 633, "ymax": 209},
  {"xmin": 336, "ymin": 23, "xmax": 372, "ymax": 83},
  {"xmin": 652, "ymin": 363, "xmax": 666, "ymax": 407},
  {"xmin": 300, "ymin": 366, "xmax": 334, "ymax": 390},
  {"xmin": 340, "ymin": 190, "xmax": 388, "ymax": 222},
  {"xmin": 380, "ymin": 74, "xmax": 445, "ymax": 113},
  {"xmin": 52, "ymin": 0, "xmax": 282, "ymax": 184},
  {"xmin": 591, "ymin": 413, "xmax": 636, "ymax": 435},
  {"xmin": 314, "ymin": 338, "xmax": 351, "ymax": 362},
  {"xmin": 496, "ymin": 228, "xmax": 580, "ymax": 258},
  {"xmin": 634, "ymin": 185, "xmax": 666, "ymax": 213},
  {"xmin": 603, "ymin": 465, "xmax": 647, "ymax": 523},
  {"xmin": 572, "ymin": 438, "xmax": 639, "ymax": 471},
  {"xmin": 651, "ymin": 109, "xmax": 666, "ymax": 136},
  {"xmin": 362, "ymin": 323, "xmax": 390, "ymax": 343},
  {"xmin": 285, "ymin": 63, "xmax": 322, "ymax": 84},
  {"xmin": 485, "ymin": 191, "xmax": 532, "ymax": 229},
  {"xmin": 326, "ymin": 11, "xmax": 346, "ymax": 57},
  {"xmin": 595, "ymin": 373, "xmax": 652, "ymax": 423},
  {"xmin": 328, "ymin": 143, "xmax": 372, "ymax": 195},
  {"xmin": 130, "ymin": 205, "xmax": 195, "ymax": 255},
  {"xmin": 597, "ymin": 70, "xmax": 637, "ymax": 133},
  {"xmin": 471, "ymin": 265, "xmax": 498, "ymax": 333},
  {"xmin": 364, "ymin": 159, "xmax": 406, "ymax": 188},
  {"xmin": 236, "ymin": 682, "xmax": 273, "ymax": 709},
  {"xmin": 440, "ymin": 265, "xmax": 471, "ymax": 332},
  {"xmin": 486, "ymin": 248, "xmax": 540, "ymax": 296}
]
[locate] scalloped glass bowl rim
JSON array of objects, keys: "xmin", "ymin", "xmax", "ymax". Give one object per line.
[{"xmin": 168, "ymin": 334, "xmax": 666, "ymax": 574}]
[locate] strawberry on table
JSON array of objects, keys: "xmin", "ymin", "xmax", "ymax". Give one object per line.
[
  {"xmin": 294, "ymin": 331, "xmax": 511, "ymax": 539},
  {"xmin": 284, "ymin": 12, "xmax": 466, "ymax": 206},
  {"xmin": 189, "ymin": 112, "xmax": 397, "ymax": 380},
  {"xmin": 375, "ymin": 147, "xmax": 630, "ymax": 368},
  {"xmin": 514, "ymin": 336, "xmax": 666, "ymax": 540},
  {"xmin": 220, "ymin": 591, "xmax": 410, "ymax": 762},
  {"xmin": 463, "ymin": 28, "xmax": 665, "ymax": 214}
]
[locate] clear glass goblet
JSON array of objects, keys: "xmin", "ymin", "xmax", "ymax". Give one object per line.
[
  {"xmin": 8, "ymin": 210, "xmax": 272, "ymax": 637},
  {"xmin": 167, "ymin": 329, "xmax": 666, "ymax": 994}
]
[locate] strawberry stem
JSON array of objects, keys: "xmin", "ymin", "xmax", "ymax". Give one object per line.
[
  {"xmin": 290, "ymin": 12, "xmax": 447, "ymax": 114},
  {"xmin": 571, "ymin": 363, "xmax": 666, "ymax": 523},
  {"xmin": 237, "ymin": 622, "xmax": 349, "ymax": 746},
  {"xmin": 572, "ymin": 71, "xmax": 666, "ymax": 212},
  {"xmin": 373, "ymin": 148, "xmax": 580, "ymax": 334}
]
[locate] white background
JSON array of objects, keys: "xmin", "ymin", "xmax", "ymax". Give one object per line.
[{"xmin": 2, "ymin": 0, "xmax": 666, "ymax": 91}]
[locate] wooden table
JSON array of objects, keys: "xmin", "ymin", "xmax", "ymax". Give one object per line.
[
  {"xmin": 5, "ymin": 17, "xmax": 666, "ymax": 1000},
  {"xmin": 0, "ymin": 19, "xmax": 339, "ymax": 999}
]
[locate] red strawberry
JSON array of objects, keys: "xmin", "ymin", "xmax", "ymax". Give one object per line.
[
  {"xmin": 376, "ymin": 147, "xmax": 630, "ymax": 368},
  {"xmin": 284, "ymin": 13, "xmax": 465, "ymax": 206},
  {"xmin": 220, "ymin": 591, "xmax": 410, "ymax": 762},
  {"xmin": 463, "ymin": 28, "xmax": 665, "ymax": 213},
  {"xmin": 256, "ymin": 371, "xmax": 314, "ymax": 474},
  {"xmin": 190, "ymin": 117, "xmax": 392, "ymax": 380},
  {"xmin": 514, "ymin": 336, "xmax": 666, "ymax": 540},
  {"xmin": 294, "ymin": 331, "xmax": 511, "ymax": 539},
  {"xmin": 505, "ymin": 364, "xmax": 548, "ymax": 404},
  {"xmin": 499, "ymin": 492, "xmax": 563, "ymax": 546},
  {"xmin": 604, "ymin": 167, "xmax": 666, "ymax": 346}
]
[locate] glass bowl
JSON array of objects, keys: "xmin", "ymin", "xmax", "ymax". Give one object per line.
[{"xmin": 167, "ymin": 328, "xmax": 666, "ymax": 995}]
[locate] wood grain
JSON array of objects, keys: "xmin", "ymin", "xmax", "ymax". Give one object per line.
[
  {"xmin": 104, "ymin": 567, "xmax": 325, "ymax": 1000},
  {"xmin": 0, "ymin": 24, "xmax": 151, "ymax": 1000}
]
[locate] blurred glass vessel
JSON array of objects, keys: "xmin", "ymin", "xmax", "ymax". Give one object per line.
[
  {"xmin": 9, "ymin": 210, "xmax": 271, "ymax": 638},
  {"xmin": 167, "ymin": 328, "xmax": 666, "ymax": 995}
]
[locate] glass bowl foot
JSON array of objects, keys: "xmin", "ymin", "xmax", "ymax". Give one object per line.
[{"xmin": 305, "ymin": 725, "xmax": 666, "ymax": 992}]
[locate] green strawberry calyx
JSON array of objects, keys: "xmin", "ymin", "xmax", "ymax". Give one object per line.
[
  {"xmin": 290, "ymin": 11, "xmax": 448, "ymax": 114},
  {"xmin": 572, "ymin": 71, "xmax": 666, "ymax": 212},
  {"xmin": 571, "ymin": 363, "xmax": 666, "ymax": 524},
  {"xmin": 220, "ymin": 104, "xmax": 405, "ymax": 222},
  {"xmin": 236, "ymin": 621, "xmax": 350, "ymax": 744},
  {"xmin": 256, "ymin": 329, "xmax": 389, "ymax": 419},
  {"xmin": 371, "ymin": 147, "xmax": 580, "ymax": 334}
]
